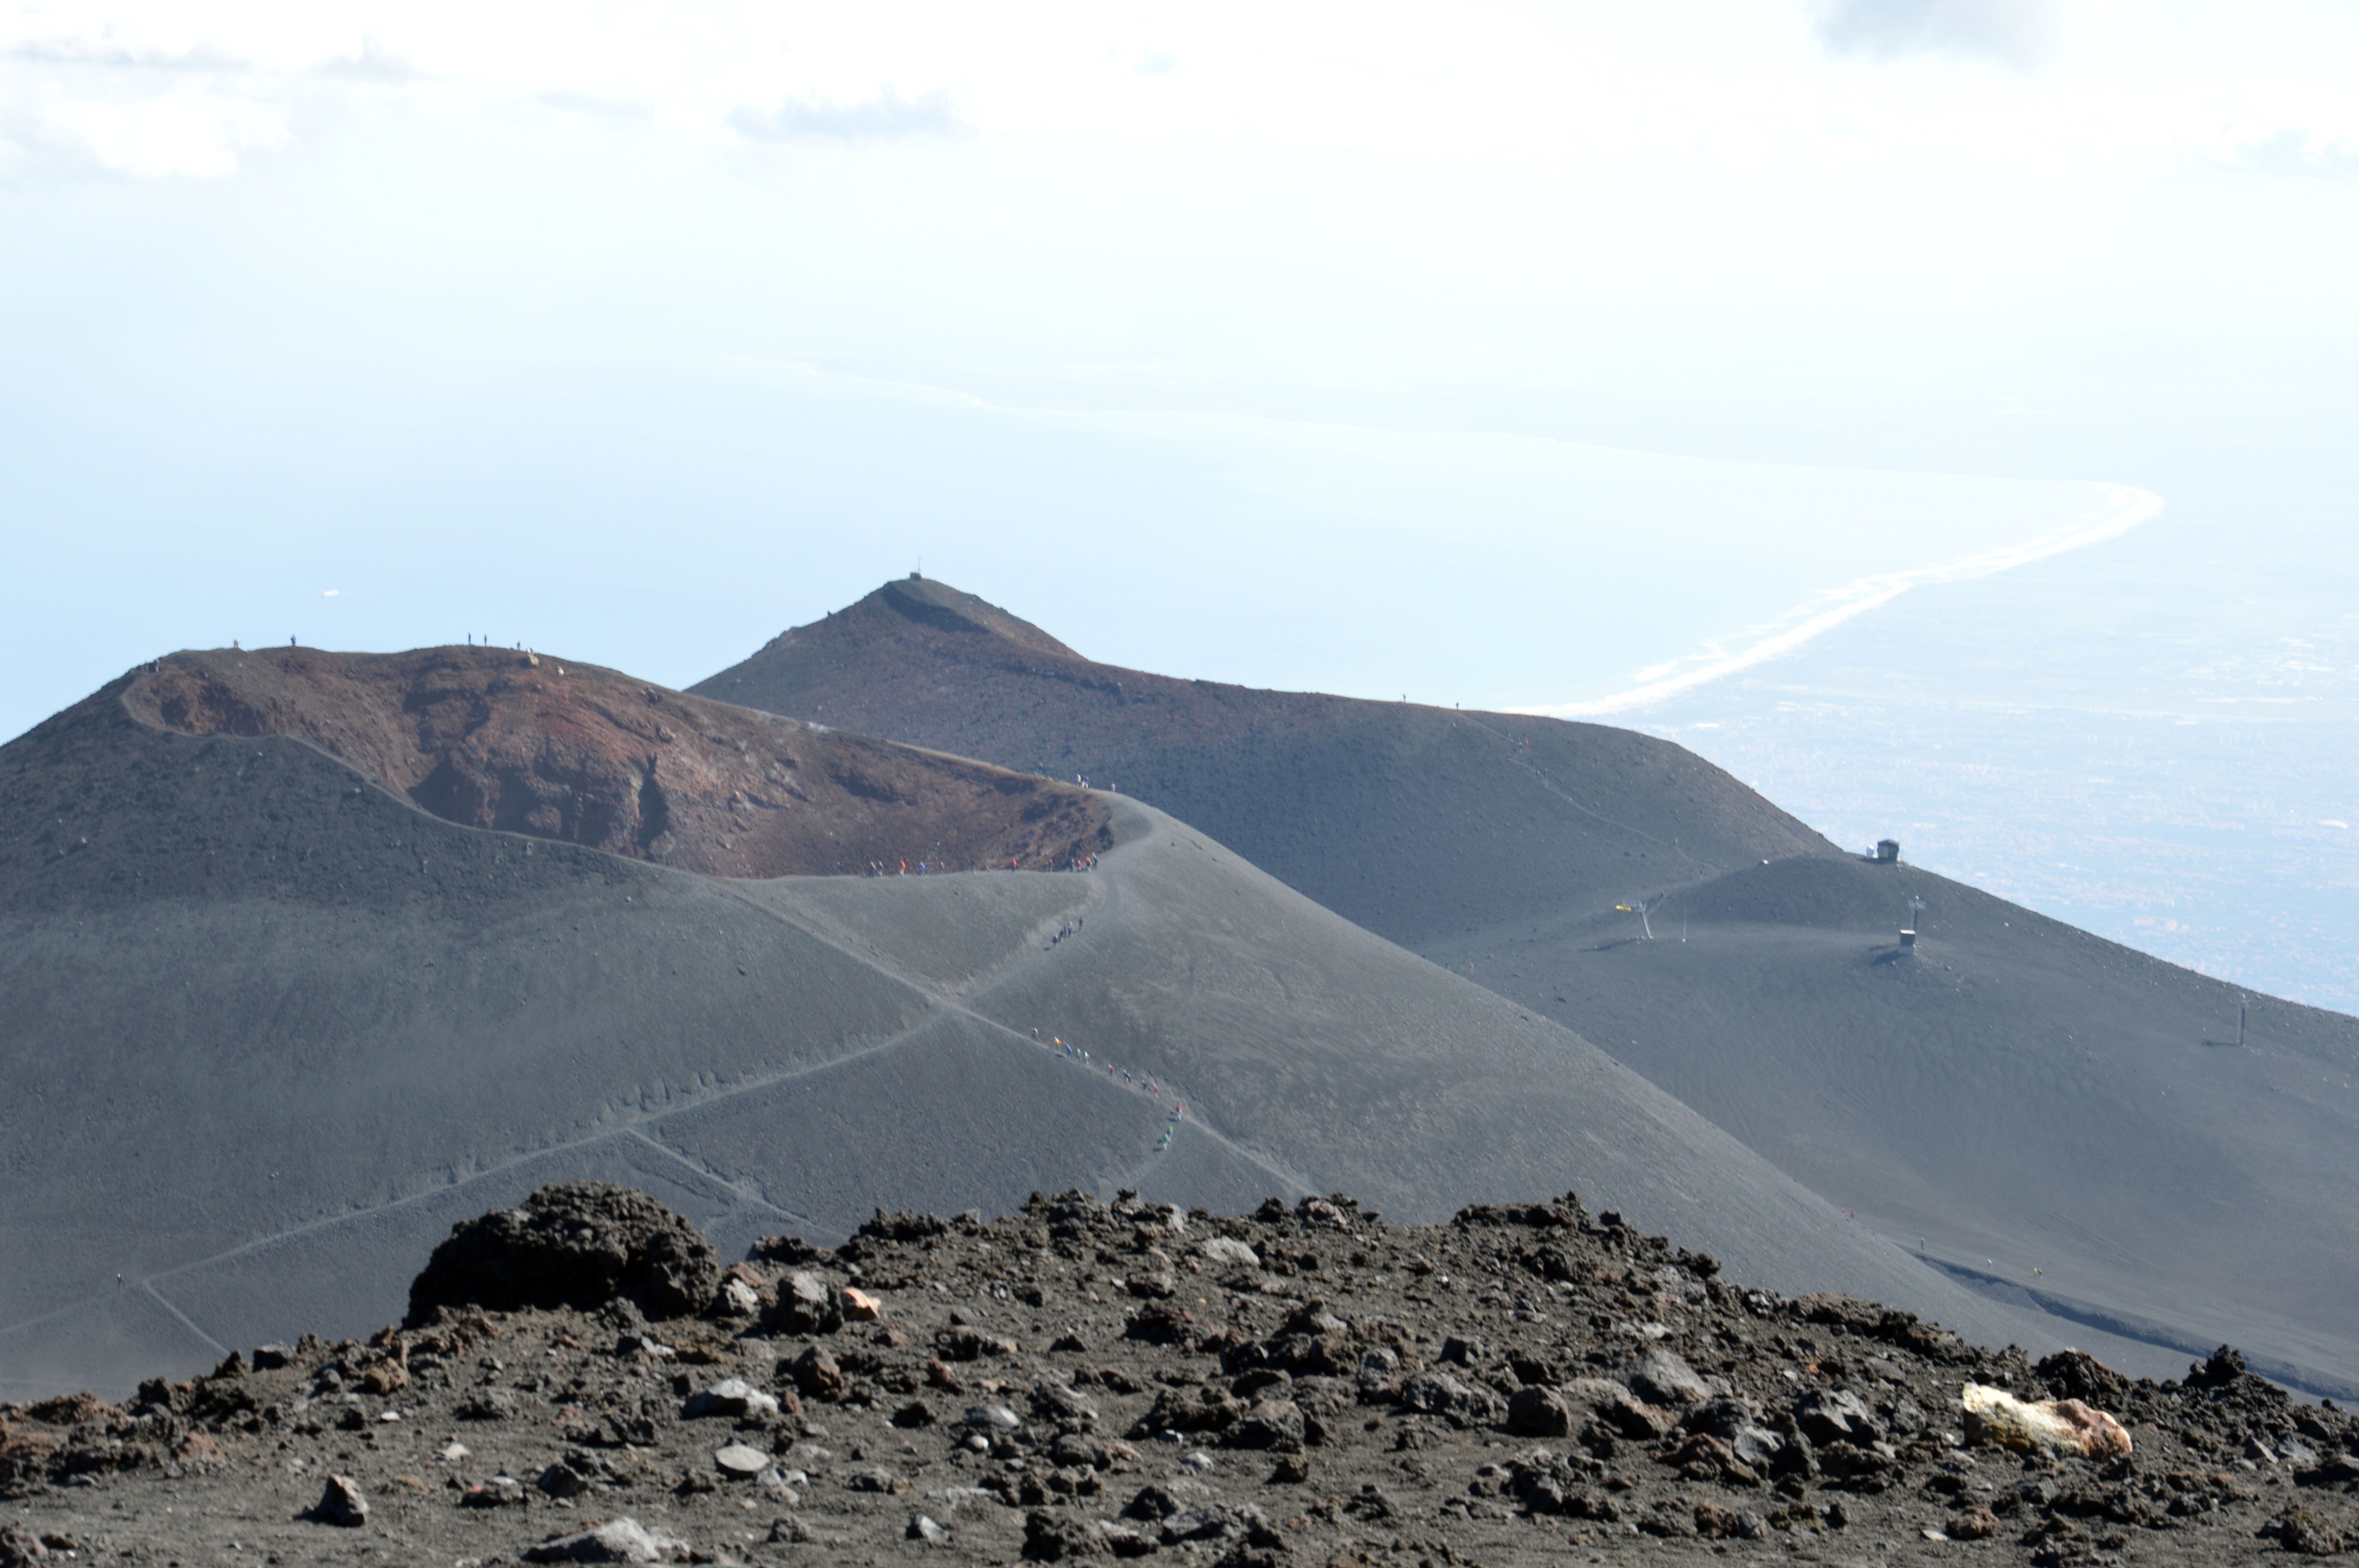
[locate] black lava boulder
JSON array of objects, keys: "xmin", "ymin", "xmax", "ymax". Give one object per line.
[{"xmin": 406, "ymin": 1182, "xmax": 720, "ymax": 1325}]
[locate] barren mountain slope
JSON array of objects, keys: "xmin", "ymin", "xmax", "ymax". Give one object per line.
[
  {"xmin": 1423, "ymin": 854, "xmax": 2359, "ymax": 1399},
  {"xmin": 694, "ymin": 581, "xmax": 2359, "ymax": 1399},
  {"xmin": 0, "ymin": 659, "xmax": 2057, "ymax": 1402},
  {"xmin": 692, "ymin": 577, "xmax": 1834, "ymax": 946}
]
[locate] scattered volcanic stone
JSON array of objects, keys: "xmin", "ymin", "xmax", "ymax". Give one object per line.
[
  {"xmin": 767, "ymin": 1270, "xmax": 843, "ymax": 1337},
  {"xmin": 1618, "ymin": 1348, "xmax": 1714, "ymax": 1406},
  {"xmin": 1507, "ymin": 1383, "xmax": 1574, "ymax": 1436},
  {"xmin": 307, "ymin": 1474, "xmax": 368, "ymax": 1528},
  {"xmin": 2190, "ymin": 1343, "xmax": 2248, "ymax": 1389},
  {"xmin": 461, "ymin": 1476, "xmax": 526, "ymax": 1508},
  {"xmin": 405, "ymin": 1182, "xmax": 719, "ymax": 1324},
  {"xmin": 1227, "ymin": 1398, "xmax": 1306, "ymax": 1450},
  {"xmin": 1399, "ymin": 1369, "xmax": 1507, "ymax": 1426},
  {"xmin": 536, "ymin": 1462, "xmax": 589, "ymax": 1499},
  {"xmin": 714, "ymin": 1444, "xmax": 770, "ymax": 1478},
  {"xmin": 170, "ymin": 1429, "xmax": 225, "ymax": 1470},
  {"xmin": 522, "ymin": 1517, "xmax": 692, "ymax": 1563},
  {"xmin": 789, "ymin": 1346, "xmax": 848, "ymax": 1402},
  {"xmin": 1793, "ymin": 1387, "xmax": 1882, "ymax": 1446},
  {"xmin": 1033, "ymin": 1380, "xmax": 1099, "ymax": 1425},
  {"xmin": 682, "ymin": 1377, "xmax": 778, "ymax": 1420},
  {"xmin": 1022, "ymin": 1508, "xmax": 1103, "ymax": 1561},
  {"xmin": 2278, "ymin": 1505, "xmax": 2352, "ymax": 1557},
  {"xmin": 1961, "ymin": 1381, "xmax": 2135, "ymax": 1459},
  {"xmin": 9, "ymin": 1182, "xmax": 2358, "ymax": 1568}
]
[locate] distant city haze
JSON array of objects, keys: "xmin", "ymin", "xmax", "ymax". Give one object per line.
[{"xmin": 3, "ymin": 0, "xmax": 2354, "ymax": 1005}]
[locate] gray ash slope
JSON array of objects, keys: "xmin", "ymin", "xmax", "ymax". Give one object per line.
[
  {"xmin": 1421, "ymin": 855, "xmax": 2359, "ymax": 1398},
  {"xmin": 693, "ymin": 580, "xmax": 2359, "ymax": 1399},
  {"xmin": 1, "ymin": 662, "xmax": 2051, "ymax": 1403},
  {"xmin": 693, "ymin": 576, "xmax": 1832, "ymax": 949},
  {"xmin": 5, "ymin": 1183, "xmax": 2352, "ymax": 1568}
]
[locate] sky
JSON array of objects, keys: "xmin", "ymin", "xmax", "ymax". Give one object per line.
[
  {"xmin": 3, "ymin": 1, "xmax": 2357, "ymax": 995},
  {"xmin": 4, "ymin": 0, "xmax": 2355, "ymax": 711}
]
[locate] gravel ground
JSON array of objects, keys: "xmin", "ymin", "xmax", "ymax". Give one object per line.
[{"xmin": 6, "ymin": 1184, "xmax": 2355, "ymax": 1566}]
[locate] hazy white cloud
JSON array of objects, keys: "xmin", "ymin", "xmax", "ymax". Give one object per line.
[
  {"xmin": 0, "ymin": 0, "xmax": 2355, "ymax": 362},
  {"xmin": 2, "ymin": 2, "xmax": 2354, "ymax": 190},
  {"xmin": 538, "ymin": 89, "xmax": 652, "ymax": 121},
  {"xmin": 1815, "ymin": 0, "xmax": 2055, "ymax": 67},
  {"xmin": 0, "ymin": 84, "xmax": 288, "ymax": 179},
  {"xmin": 2230, "ymin": 127, "xmax": 2359, "ymax": 179},
  {"xmin": 9, "ymin": 38, "xmax": 250, "ymax": 73},
  {"xmin": 311, "ymin": 39, "xmax": 424, "ymax": 84},
  {"xmin": 727, "ymin": 86, "xmax": 962, "ymax": 142}
]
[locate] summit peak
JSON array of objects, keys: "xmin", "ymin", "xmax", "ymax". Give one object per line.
[{"xmin": 849, "ymin": 576, "xmax": 1077, "ymax": 658}]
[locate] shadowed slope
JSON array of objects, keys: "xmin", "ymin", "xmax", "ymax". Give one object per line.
[
  {"xmin": 0, "ymin": 665, "xmax": 2067, "ymax": 1400},
  {"xmin": 692, "ymin": 579, "xmax": 1833, "ymax": 946},
  {"xmin": 125, "ymin": 645, "xmax": 1107, "ymax": 877}
]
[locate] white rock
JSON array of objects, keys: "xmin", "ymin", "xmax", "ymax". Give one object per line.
[
  {"xmin": 714, "ymin": 1443, "xmax": 771, "ymax": 1477},
  {"xmin": 1961, "ymin": 1384, "xmax": 2133, "ymax": 1460},
  {"xmin": 521, "ymin": 1516, "xmax": 691, "ymax": 1563},
  {"xmin": 1198, "ymin": 1237, "xmax": 1261, "ymax": 1268},
  {"xmin": 683, "ymin": 1377, "xmax": 779, "ymax": 1420}
]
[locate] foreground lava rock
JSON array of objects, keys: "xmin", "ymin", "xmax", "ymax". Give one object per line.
[
  {"xmin": 3, "ymin": 1186, "xmax": 2355, "ymax": 1565},
  {"xmin": 406, "ymin": 1181, "xmax": 723, "ymax": 1325}
]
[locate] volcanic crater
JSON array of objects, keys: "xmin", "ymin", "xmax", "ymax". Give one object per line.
[{"xmin": 124, "ymin": 646, "xmax": 1110, "ymax": 878}]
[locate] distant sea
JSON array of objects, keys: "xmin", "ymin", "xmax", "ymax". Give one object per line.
[{"xmin": 1630, "ymin": 499, "xmax": 2359, "ymax": 1016}]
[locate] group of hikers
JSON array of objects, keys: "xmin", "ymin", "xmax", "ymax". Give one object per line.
[
  {"xmin": 1029, "ymin": 1025, "xmax": 1186, "ymax": 1152},
  {"xmin": 860, "ymin": 853, "xmax": 1102, "ymax": 876},
  {"xmin": 1010, "ymin": 853, "xmax": 1100, "ymax": 872}
]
